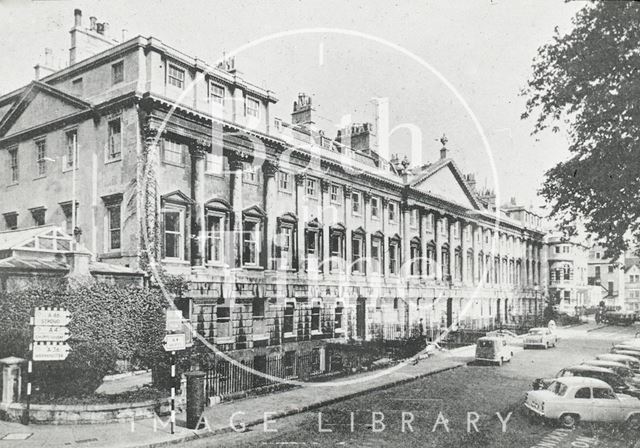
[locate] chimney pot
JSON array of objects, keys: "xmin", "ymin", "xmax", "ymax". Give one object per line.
[
  {"xmin": 89, "ymin": 16, "xmax": 97, "ymax": 31},
  {"xmin": 74, "ymin": 9, "xmax": 82, "ymax": 27},
  {"xmin": 440, "ymin": 147, "xmax": 447, "ymax": 160}
]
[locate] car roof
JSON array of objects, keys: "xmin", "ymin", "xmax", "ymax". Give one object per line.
[
  {"xmin": 598, "ymin": 354, "xmax": 638, "ymax": 362},
  {"xmin": 556, "ymin": 377, "xmax": 611, "ymax": 388},
  {"xmin": 583, "ymin": 360, "xmax": 628, "ymax": 369},
  {"xmin": 564, "ymin": 365, "xmax": 614, "ymax": 374},
  {"xmin": 478, "ymin": 336, "xmax": 502, "ymax": 341}
]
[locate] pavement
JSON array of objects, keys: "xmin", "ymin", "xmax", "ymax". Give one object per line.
[{"xmin": 0, "ymin": 346, "xmax": 475, "ymax": 448}]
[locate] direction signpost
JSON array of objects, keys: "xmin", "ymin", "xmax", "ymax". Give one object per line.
[
  {"xmin": 26, "ymin": 307, "xmax": 72, "ymax": 425},
  {"xmin": 164, "ymin": 309, "xmax": 188, "ymax": 435}
]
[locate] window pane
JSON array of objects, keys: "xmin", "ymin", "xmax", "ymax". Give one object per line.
[{"xmin": 165, "ymin": 212, "xmax": 180, "ymax": 232}]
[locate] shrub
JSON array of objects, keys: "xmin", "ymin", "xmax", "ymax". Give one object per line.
[{"xmin": 0, "ymin": 283, "xmax": 169, "ymax": 398}]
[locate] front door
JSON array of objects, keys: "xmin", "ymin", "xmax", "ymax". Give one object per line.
[{"xmin": 356, "ymin": 297, "xmax": 366, "ymax": 339}]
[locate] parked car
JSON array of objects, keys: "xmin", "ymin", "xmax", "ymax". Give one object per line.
[
  {"xmin": 525, "ymin": 377, "xmax": 640, "ymax": 428},
  {"xmin": 532, "ymin": 365, "xmax": 640, "ymax": 398},
  {"xmin": 582, "ymin": 361, "xmax": 640, "ymax": 387},
  {"xmin": 524, "ymin": 327, "xmax": 558, "ymax": 349},
  {"xmin": 486, "ymin": 329, "xmax": 518, "ymax": 342},
  {"xmin": 596, "ymin": 354, "xmax": 640, "ymax": 373},
  {"xmin": 475, "ymin": 336, "xmax": 513, "ymax": 366},
  {"xmin": 612, "ymin": 344, "xmax": 640, "ymax": 354},
  {"xmin": 604, "ymin": 311, "xmax": 636, "ymax": 326},
  {"xmin": 612, "ymin": 350, "xmax": 640, "ymax": 363}
]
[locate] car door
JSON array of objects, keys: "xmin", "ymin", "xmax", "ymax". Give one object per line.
[
  {"xmin": 592, "ymin": 387, "xmax": 623, "ymax": 422},
  {"xmin": 572, "ymin": 387, "xmax": 593, "ymax": 421}
]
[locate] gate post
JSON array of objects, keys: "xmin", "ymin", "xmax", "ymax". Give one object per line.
[{"xmin": 185, "ymin": 371, "xmax": 206, "ymax": 430}]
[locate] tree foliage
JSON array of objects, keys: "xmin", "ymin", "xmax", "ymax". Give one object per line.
[
  {"xmin": 0, "ymin": 284, "xmax": 168, "ymax": 397},
  {"xmin": 522, "ymin": 1, "xmax": 640, "ymax": 257}
]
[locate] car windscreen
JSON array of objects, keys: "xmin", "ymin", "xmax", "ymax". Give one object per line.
[
  {"xmin": 529, "ymin": 329, "xmax": 544, "ymax": 335},
  {"xmin": 478, "ymin": 340, "xmax": 494, "ymax": 348},
  {"xmin": 547, "ymin": 381, "xmax": 568, "ymax": 396}
]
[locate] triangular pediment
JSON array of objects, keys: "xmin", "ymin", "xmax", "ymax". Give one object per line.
[
  {"xmin": 0, "ymin": 81, "xmax": 92, "ymax": 138},
  {"xmin": 411, "ymin": 160, "xmax": 480, "ymax": 210}
]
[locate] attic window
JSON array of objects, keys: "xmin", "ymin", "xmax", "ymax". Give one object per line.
[
  {"xmin": 112, "ymin": 61, "xmax": 124, "ymax": 85},
  {"xmin": 168, "ymin": 64, "xmax": 185, "ymax": 89}
]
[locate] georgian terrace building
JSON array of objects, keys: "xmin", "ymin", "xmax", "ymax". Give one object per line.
[{"xmin": 0, "ymin": 10, "xmax": 546, "ymax": 374}]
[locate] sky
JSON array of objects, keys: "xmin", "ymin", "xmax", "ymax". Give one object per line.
[{"xmin": 0, "ymin": 0, "xmax": 584, "ymax": 211}]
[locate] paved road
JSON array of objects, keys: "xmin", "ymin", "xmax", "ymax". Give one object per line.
[{"xmin": 186, "ymin": 323, "xmax": 640, "ymax": 448}]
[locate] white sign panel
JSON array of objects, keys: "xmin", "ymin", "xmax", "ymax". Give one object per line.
[
  {"xmin": 33, "ymin": 326, "xmax": 70, "ymax": 342},
  {"xmin": 33, "ymin": 308, "xmax": 71, "ymax": 327},
  {"xmin": 33, "ymin": 342, "xmax": 71, "ymax": 361},
  {"xmin": 163, "ymin": 333, "xmax": 186, "ymax": 352},
  {"xmin": 166, "ymin": 310, "xmax": 183, "ymax": 332}
]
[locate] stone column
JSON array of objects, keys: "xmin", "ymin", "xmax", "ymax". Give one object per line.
[
  {"xmin": 401, "ymin": 203, "xmax": 411, "ymax": 277},
  {"xmin": 448, "ymin": 219, "xmax": 456, "ymax": 280},
  {"xmin": 321, "ymin": 180, "xmax": 331, "ymax": 276},
  {"xmin": 363, "ymin": 191, "xmax": 371, "ymax": 275},
  {"xmin": 434, "ymin": 214, "xmax": 442, "ymax": 281},
  {"xmin": 295, "ymin": 173, "xmax": 306, "ymax": 272},
  {"xmin": 526, "ymin": 241, "xmax": 532, "ymax": 286},
  {"xmin": 262, "ymin": 160, "xmax": 278, "ymax": 270},
  {"xmin": 472, "ymin": 225, "xmax": 480, "ymax": 284},
  {"xmin": 462, "ymin": 222, "xmax": 471, "ymax": 285},
  {"xmin": 141, "ymin": 123, "xmax": 161, "ymax": 265},
  {"xmin": 344, "ymin": 185, "xmax": 353, "ymax": 274},
  {"xmin": 189, "ymin": 141, "xmax": 207, "ymax": 267},
  {"xmin": 420, "ymin": 209, "xmax": 428, "ymax": 278},
  {"xmin": 381, "ymin": 197, "xmax": 389, "ymax": 277},
  {"xmin": 229, "ymin": 154, "xmax": 245, "ymax": 268}
]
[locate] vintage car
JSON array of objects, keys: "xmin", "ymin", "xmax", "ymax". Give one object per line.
[
  {"xmin": 612, "ymin": 344, "xmax": 640, "ymax": 355},
  {"xmin": 524, "ymin": 327, "xmax": 558, "ymax": 349},
  {"xmin": 485, "ymin": 329, "xmax": 518, "ymax": 341},
  {"xmin": 525, "ymin": 377, "xmax": 640, "ymax": 428},
  {"xmin": 475, "ymin": 336, "xmax": 513, "ymax": 366},
  {"xmin": 612, "ymin": 349, "xmax": 640, "ymax": 362},
  {"xmin": 582, "ymin": 360, "xmax": 640, "ymax": 387},
  {"xmin": 596, "ymin": 353, "xmax": 640, "ymax": 373},
  {"xmin": 532, "ymin": 365, "xmax": 640, "ymax": 398},
  {"xmin": 604, "ymin": 311, "xmax": 637, "ymax": 326}
]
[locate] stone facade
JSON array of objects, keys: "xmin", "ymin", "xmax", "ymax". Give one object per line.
[{"xmin": 0, "ymin": 11, "xmax": 546, "ymax": 378}]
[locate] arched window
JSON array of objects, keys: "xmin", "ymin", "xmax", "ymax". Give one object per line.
[{"xmin": 441, "ymin": 244, "xmax": 450, "ymax": 278}]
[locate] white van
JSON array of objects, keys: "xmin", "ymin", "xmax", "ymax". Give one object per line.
[{"xmin": 475, "ymin": 336, "xmax": 514, "ymax": 366}]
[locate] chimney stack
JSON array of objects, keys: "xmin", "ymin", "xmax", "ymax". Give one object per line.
[
  {"xmin": 69, "ymin": 10, "xmax": 117, "ymax": 65},
  {"xmin": 34, "ymin": 47, "xmax": 56, "ymax": 80},
  {"xmin": 336, "ymin": 122, "xmax": 374, "ymax": 153},
  {"xmin": 291, "ymin": 93, "xmax": 314, "ymax": 126},
  {"xmin": 74, "ymin": 9, "xmax": 82, "ymax": 27}
]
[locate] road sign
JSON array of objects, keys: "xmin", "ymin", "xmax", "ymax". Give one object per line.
[
  {"xmin": 33, "ymin": 326, "xmax": 70, "ymax": 342},
  {"xmin": 166, "ymin": 310, "xmax": 183, "ymax": 332},
  {"xmin": 32, "ymin": 342, "xmax": 71, "ymax": 361},
  {"xmin": 33, "ymin": 308, "xmax": 71, "ymax": 327},
  {"xmin": 163, "ymin": 333, "xmax": 186, "ymax": 352}
]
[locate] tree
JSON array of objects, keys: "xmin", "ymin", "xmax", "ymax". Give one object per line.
[{"xmin": 522, "ymin": 1, "xmax": 640, "ymax": 258}]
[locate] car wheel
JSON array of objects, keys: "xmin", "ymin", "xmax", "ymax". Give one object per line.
[
  {"xmin": 559, "ymin": 413, "xmax": 578, "ymax": 429},
  {"xmin": 627, "ymin": 414, "xmax": 640, "ymax": 430},
  {"xmin": 498, "ymin": 357, "xmax": 503, "ymax": 366}
]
